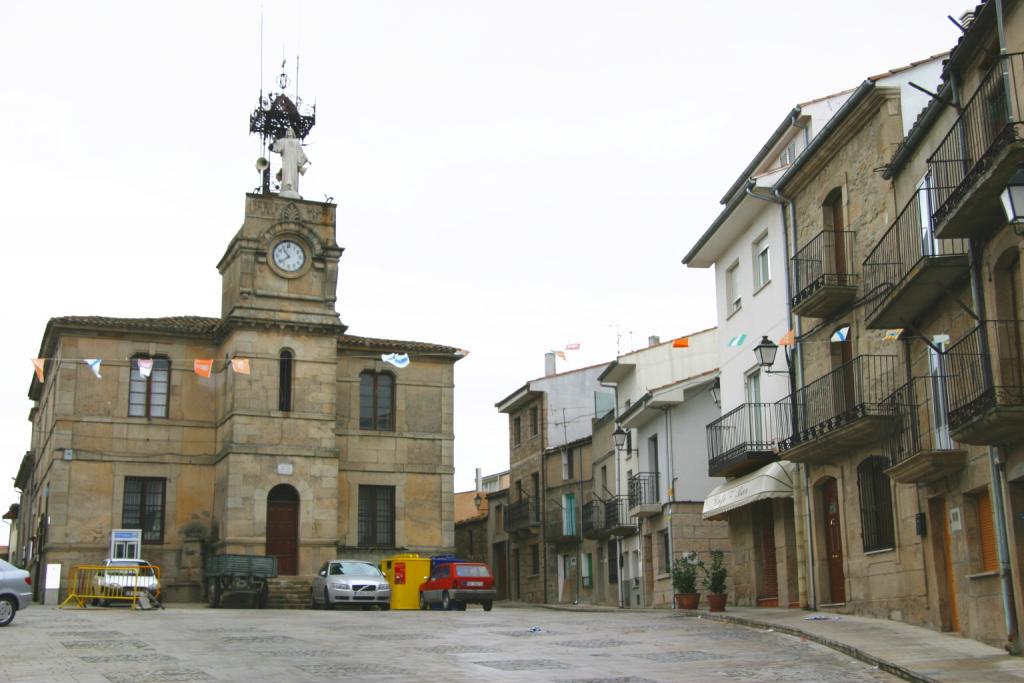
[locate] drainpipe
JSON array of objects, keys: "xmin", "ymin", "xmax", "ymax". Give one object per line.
[
  {"xmin": 662, "ymin": 406, "xmax": 676, "ymax": 609},
  {"xmin": 602, "ymin": 380, "xmax": 626, "ymax": 609},
  {"xmin": 773, "ymin": 183, "xmax": 815, "ymax": 610},
  {"xmin": 967, "ymin": 233, "xmax": 1019, "ymax": 651}
]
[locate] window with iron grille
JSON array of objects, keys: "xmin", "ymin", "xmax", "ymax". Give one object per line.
[
  {"xmin": 857, "ymin": 456, "xmax": 895, "ymax": 552},
  {"xmin": 608, "ymin": 539, "xmax": 619, "ymax": 584},
  {"xmin": 122, "ymin": 477, "xmax": 166, "ymax": 544},
  {"xmin": 358, "ymin": 485, "xmax": 395, "ymax": 547},
  {"xmin": 279, "ymin": 349, "xmax": 294, "ymax": 412},
  {"xmin": 359, "ymin": 371, "xmax": 394, "ymax": 430},
  {"xmin": 128, "ymin": 355, "xmax": 170, "ymax": 418}
]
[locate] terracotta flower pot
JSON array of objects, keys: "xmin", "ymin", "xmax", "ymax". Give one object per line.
[
  {"xmin": 675, "ymin": 593, "xmax": 700, "ymax": 610},
  {"xmin": 706, "ymin": 593, "xmax": 727, "ymax": 612}
]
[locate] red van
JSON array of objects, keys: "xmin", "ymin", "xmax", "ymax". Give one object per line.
[{"xmin": 418, "ymin": 561, "xmax": 496, "ymax": 611}]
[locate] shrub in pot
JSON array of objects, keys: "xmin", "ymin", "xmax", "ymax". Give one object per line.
[
  {"xmin": 671, "ymin": 553, "xmax": 701, "ymax": 609},
  {"xmin": 701, "ymin": 549, "xmax": 728, "ymax": 612}
]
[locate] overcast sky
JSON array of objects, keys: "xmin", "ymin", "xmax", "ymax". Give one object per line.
[{"xmin": 0, "ymin": 1, "xmax": 968, "ymax": 545}]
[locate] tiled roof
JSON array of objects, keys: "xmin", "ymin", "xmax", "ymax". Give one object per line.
[
  {"xmin": 47, "ymin": 315, "xmax": 221, "ymax": 335},
  {"xmin": 339, "ymin": 333, "xmax": 464, "ymax": 355}
]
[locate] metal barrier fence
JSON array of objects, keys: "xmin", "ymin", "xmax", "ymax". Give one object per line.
[
  {"xmin": 791, "ymin": 229, "xmax": 858, "ymax": 308},
  {"xmin": 927, "ymin": 52, "xmax": 1024, "ymax": 227},
  {"xmin": 60, "ymin": 564, "xmax": 162, "ymax": 608}
]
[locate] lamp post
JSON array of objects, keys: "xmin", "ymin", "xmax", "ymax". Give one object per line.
[
  {"xmin": 753, "ymin": 334, "xmax": 798, "ymax": 439},
  {"xmin": 709, "ymin": 377, "xmax": 721, "ymax": 407},
  {"xmin": 1000, "ymin": 164, "xmax": 1024, "ymax": 236}
]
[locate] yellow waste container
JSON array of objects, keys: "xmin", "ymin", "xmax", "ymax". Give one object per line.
[{"xmin": 381, "ymin": 554, "xmax": 431, "ymax": 610}]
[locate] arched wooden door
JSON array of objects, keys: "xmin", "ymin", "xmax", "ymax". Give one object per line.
[
  {"xmin": 820, "ymin": 478, "xmax": 846, "ymax": 604},
  {"xmin": 266, "ymin": 484, "xmax": 299, "ymax": 575}
]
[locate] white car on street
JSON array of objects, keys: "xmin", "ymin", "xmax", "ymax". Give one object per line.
[{"xmin": 0, "ymin": 559, "xmax": 32, "ymax": 626}]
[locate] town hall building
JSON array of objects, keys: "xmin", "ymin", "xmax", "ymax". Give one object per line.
[{"xmin": 10, "ymin": 92, "xmax": 462, "ymax": 602}]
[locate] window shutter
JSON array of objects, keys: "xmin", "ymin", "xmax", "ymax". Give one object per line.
[{"xmin": 978, "ymin": 490, "xmax": 999, "ymax": 572}]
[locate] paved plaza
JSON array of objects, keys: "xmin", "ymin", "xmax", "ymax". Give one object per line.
[{"xmin": 0, "ymin": 603, "xmax": 898, "ymax": 683}]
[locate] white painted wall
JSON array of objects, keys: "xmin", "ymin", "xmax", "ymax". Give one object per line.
[{"xmin": 531, "ymin": 364, "xmax": 613, "ymax": 448}]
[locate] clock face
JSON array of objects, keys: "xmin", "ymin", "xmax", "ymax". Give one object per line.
[{"xmin": 272, "ymin": 240, "xmax": 306, "ymax": 273}]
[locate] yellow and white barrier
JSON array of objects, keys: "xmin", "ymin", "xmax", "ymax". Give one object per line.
[{"xmin": 59, "ymin": 564, "xmax": 161, "ymax": 609}]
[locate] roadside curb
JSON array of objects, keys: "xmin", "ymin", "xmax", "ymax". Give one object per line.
[{"xmin": 675, "ymin": 610, "xmax": 939, "ymax": 683}]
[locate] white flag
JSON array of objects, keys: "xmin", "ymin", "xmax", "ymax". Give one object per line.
[
  {"xmin": 137, "ymin": 358, "xmax": 154, "ymax": 378},
  {"xmin": 84, "ymin": 358, "xmax": 102, "ymax": 378},
  {"xmin": 381, "ymin": 353, "xmax": 410, "ymax": 368}
]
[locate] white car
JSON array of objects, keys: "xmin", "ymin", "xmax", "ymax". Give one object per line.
[
  {"xmin": 310, "ymin": 560, "xmax": 391, "ymax": 610},
  {"xmin": 0, "ymin": 559, "xmax": 32, "ymax": 626},
  {"xmin": 94, "ymin": 559, "xmax": 160, "ymax": 603}
]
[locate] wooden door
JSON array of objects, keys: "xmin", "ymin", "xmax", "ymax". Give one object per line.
[
  {"xmin": 822, "ymin": 478, "xmax": 846, "ymax": 604},
  {"xmin": 831, "ymin": 332, "xmax": 855, "ymax": 417},
  {"xmin": 266, "ymin": 484, "xmax": 299, "ymax": 575},
  {"xmin": 827, "ymin": 190, "xmax": 848, "ymax": 282},
  {"xmin": 757, "ymin": 501, "xmax": 779, "ymax": 606},
  {"xmin": 931, "ymin": 497, "xmax": 960, "ymax": 631},
  {"xmin": 643, "ymin": 534, "xmax": 654, "ymax": 607}
]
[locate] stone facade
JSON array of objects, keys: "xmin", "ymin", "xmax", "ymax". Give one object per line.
[{"xmin": 12, "ymin": 193, "xmax": 461, "ymax": 602}]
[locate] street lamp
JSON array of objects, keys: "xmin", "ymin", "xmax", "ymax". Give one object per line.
[
  {"xmin": 473, "ymin": 492, "xmax": 483, "ymax": 510},
  {"xmin": 1000, "ymin": 164, "xmax": 1024, "ymax": 236},
  {"xmin": 709, "ymin": 378, "xmax": 721, "ymax": 407},
  {"xmin": 753, "ymin": 335, "xmax": 780, "ymax": 370},
  {"xmin": 612, "ymin": 424, "xmax": 628, "ymax": 451}
]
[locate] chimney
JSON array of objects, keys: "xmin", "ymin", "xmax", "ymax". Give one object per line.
[
  {"xmin": 475, "ymin": 467, "xmax": 482, "ymax": 492},
  {"xmin": 648, "ymin": 335, "xmax": 660, "ymax": 347},
  {"xmin": 545, "ymin": 352, "xmax": 557, "ymax": 376}
]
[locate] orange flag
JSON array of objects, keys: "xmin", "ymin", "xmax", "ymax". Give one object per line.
[
  {"xmin": 194, "ymin": 359, "xmax": 213, "ymax": 378},
  {"xmin": 31, "ymin": 359, "xmax": 45, "ymax": 383},
  {"xmin": 231, "ymin": 358, "xmax": 251, "ymax": 374},
  {"xmin": 672, "ymin": 337, "xmax": 689, "ymax": 348},
  {"xmin": 778, "ymin": 329, "xmax": 796, "ymax": 346}
]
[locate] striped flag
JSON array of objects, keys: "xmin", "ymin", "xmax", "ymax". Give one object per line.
[
  {"xmin": 565, "ymin": 343, "xmax": 581, "ymax": 351},
  {"xmin": 31, "ymin": 359, "xmax": 45, "ymax": 383},
  {"xmin": 883, "ymin": 329, "xmax": 902, "ymax": 341},
  {"xmin": 382, "ymin": 353, "xmax": 410, "ymax": 368},
  {"xmin": 831, "ymin": 326, "xmax": 850, "ymax": 343},
  {"xmin": 727, "ymin": 334, "xmax": 747, "ymax": 348}
]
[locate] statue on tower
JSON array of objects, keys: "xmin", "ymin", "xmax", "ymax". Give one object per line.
[
  {"xmin": 271, "ymin": 127, "xmax": 309, "ymax": 199},
  {"xmin": 249, "ymin": 61, "xmax": 316, "ymax": 196}
]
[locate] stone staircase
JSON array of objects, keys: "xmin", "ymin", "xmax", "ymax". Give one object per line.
[{"xmin": 264, "ymin": 576, "xmax": 314, "ymax": 609}]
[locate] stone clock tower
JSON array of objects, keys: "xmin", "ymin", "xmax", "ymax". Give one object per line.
[{"xmin": 217, "ymin": 194, "xmax": 345, "ymax": 332}]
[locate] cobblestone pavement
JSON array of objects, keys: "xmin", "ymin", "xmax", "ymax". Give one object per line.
[{"xmin": 1, "ymin": 604, "xmax": 900, "ymax": 683}]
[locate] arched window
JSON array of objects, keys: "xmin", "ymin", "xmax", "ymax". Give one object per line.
[
  {"xmin": 857, "ymin": 455, "xmax": 895, "ymax": 552},
  {"xmin": 359, "ymin": 371, "xmax": 394, "ymax": 431},
  {"xmin": 279, "ymin": 349, "xmax": 294, "ymax": 412},
  {"xmin": 129, "ymin": 354, "xmax": 170, "ymax": 418}
]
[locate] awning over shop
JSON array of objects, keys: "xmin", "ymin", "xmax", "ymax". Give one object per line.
[{"xmin": 702, "ymin": 461, "xmax": 797, "ymax": 520}]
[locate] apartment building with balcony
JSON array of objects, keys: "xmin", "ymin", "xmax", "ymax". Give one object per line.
[
  {"xmin": 772, "ymin": 53, "xmax": 950, "ymax": 625},
  {"xmin": 862, "ymin": 2, "xmax": 1024, "ymax": 650},
  {"xmin": 495, "ymin": 356, "xmax": 613, "ymax": 604},
  {"xmin": 598, "ymin": 330, "xmax": 725, "ymax": 608},
  {"xmin": 683, "ymin": 86, "xmax": 853, "ymax": 609}
]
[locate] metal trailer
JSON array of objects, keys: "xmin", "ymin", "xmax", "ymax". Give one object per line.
[{"xmin": 204, "ymin": 554, "xmax": 277, "ymax": 608}]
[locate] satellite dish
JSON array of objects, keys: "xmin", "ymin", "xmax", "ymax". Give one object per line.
[{"xmin": 256, "ymin": 157, "xmax": 269, "ymax": 172}]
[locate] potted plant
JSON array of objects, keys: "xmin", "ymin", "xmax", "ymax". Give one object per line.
[
  {"xmin": 701, "ymin": 549, "xmax": 728, "ymax": 612},
  {"xmin": 672, "ymin": 553, "xmax": 702, "ymax": 609}
]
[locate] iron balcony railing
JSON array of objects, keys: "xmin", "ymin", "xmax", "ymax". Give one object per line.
[
  {"xmin": 627, "ymin": 472, "xmax": 659, "ymax": 509},
  {"xmin": 604, "ymin": 495, "xmax": 632, "ymax": 531},
  {"xmin": 706, "ymin": 402, "xmax": 791, "ymax": 473},
  {"xmin": 546, "ymin": 507, "xmax": 581, "ymax": 541},
  {"xmin": 862, "ymin": 188, "xmax": 969, "ymax": 309},
  {"xmin": 945, "ymin": 320, "xmax": 1024, "ymax": 430},
  {"xmin": 927, "ymin": 52, "xmax": 1024, "ymax": 228},
  {"xmin": 780, "ymin": 354, "xmax": 900, "ymax": 450},
  {"xmin": 582, "ymin": 500, "xmax": 605, "ymax": 536},
  {"xmin": 881, "ymin": 376, "xmax": 960, "ymax": 468},
  {"xmin": 504, "ymin": 496, "xmax": 539, "ymax": 532},
  {"xmin": 791, "ymin": 229, "xmax": 859, "ymax": 307}
]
